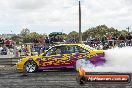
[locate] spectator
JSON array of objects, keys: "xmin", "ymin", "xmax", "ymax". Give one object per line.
[
  {"xmin": 0, "ymin": 38, "xmax": 4, "ymax": 45},
  {"xmin": 112, "ymin": 34, "xmax": 118, "ymax": 46},
  {"xmin": 107, "ymin": 34, "xmax": 113, "ymax": 46},
  {"xmin": 45, "ymin": 37, "xmax": 50, "ymax": 44},
  {"xmin": 94, "ymin": 37, "xmax": 100, "ymax": 45},
  {"xmin": 118, "ymin": 34, "xmax": 125, "ymax": 47},
  {"xmin": 126, "ymin": 33, "xmax": 132, "ymax": 46},
  {"xmin": 9, "ymin": 39, "xmax": 13, "ymax": 48},
  {"xmin": 118, "ymin": 34, "xmax": 125, "ymax": 41},
  {"xmin": 1, "ymin": 46, "xmax": 7, "ymax": 55},
  {"xmin": 4, "ymin": 38, "xmax": 10, "ymax": 48},
  {"xmin": 101, "ymin": 35, "xmax": 107, "ymax": 46},
  {"xmin": 0, "ymin": 45, "xmax": 3, "ymax": 55},
  {"xmin": 38, "ymin": 37, "xmax": 45, "ymax": 44},
  {"xmin": 107, "ymin": 34, "xmax": 112, "ymax": 40},
  {"xmin": 33, "ymin": 39, "xmax": 39, "ymax": 44},
  {"xmin": 49, "ymin": 37, "xmax": 54, "ymax": 44},
  {"xmin": 112, "ymin": 34, "xmax": 117, "ymax": 40}
]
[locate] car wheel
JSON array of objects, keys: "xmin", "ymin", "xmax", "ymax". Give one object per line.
[{"xmin": 24, "ymin": 60, "xmax": 38, "ymax": 73}]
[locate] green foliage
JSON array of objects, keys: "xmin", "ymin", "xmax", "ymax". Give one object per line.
[
  {"xmin": 20, "ymin": 28, "xmax": 30, "ymax": 36},
  {"xmin": 68, "ymin": 31, "xmax": 79, "ymax": 38},
  {"xmin": 49, "ymin": 32, "xmax": 67, "ymax": 40},
  {"xmin": 82, "ymin": 25, "xmax": 128, "ymax": 40},
  {"xmin": 61, "ymin": 33, "xmax": 67, "ymax": 39},
  {"xmin": 23, "ymin": 32, "xmax": 44, "ymax": 43},
  {"xmin": 11, "ymin": 36, "xmax": 23, "ymax": 45},
  {"xmin": 42, "ymin": 33, "xmax": 48, "ymax": 38},
  {"xmin": 11, "ymin": 25, "xmax": 130, "ymax": 44}
]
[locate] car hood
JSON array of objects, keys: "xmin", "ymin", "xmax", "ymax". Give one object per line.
[
  {"xmin": 91, "ymin": 50, "xmax": 105, "ymax": 57},
  {"xmin": 92, "ymin": 50, "xmax": 104, "ymax": 54},
  {"xmin": 25, "ymin": 55, "xmax": 41, "ymax": 59}
]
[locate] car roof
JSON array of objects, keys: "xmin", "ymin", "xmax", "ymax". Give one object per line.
[
  {"xmin": 49, "ymin": 44, "xmax": 94, "ymax": 51},
  {"xmin": 54, "ymin": 44, "xmax": 85, "ymax": 47}
]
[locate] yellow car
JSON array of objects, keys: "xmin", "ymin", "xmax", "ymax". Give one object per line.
[{"xmin": 16, "ymin": 44, "xmax": 105, "ymax": 73}]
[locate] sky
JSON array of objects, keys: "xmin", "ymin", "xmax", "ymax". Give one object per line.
[{"xmin": 0, "ymin": 0, "xmax": 132, "ymax": 35}]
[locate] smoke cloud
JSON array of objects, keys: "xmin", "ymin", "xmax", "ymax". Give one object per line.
[{"xmin": 81, "ymin": 47, "xmax": 132, "ymax": 73}]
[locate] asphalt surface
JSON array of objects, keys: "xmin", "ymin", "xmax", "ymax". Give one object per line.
[
  {"xmin": 0, "ymin": 69, "xmax": 132, "ymax": 88},
  {"xmin": 0, "ymin": 54, "xmax": 132, "ymax": 88}
]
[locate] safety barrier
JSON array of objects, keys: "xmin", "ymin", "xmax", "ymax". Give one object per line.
[{"xmin": 0, "ymin": 57, "xmax": 24, "ymax": 65}]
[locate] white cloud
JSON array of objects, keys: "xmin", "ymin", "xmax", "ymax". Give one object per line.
[{"xmin": 0, "ymin": 0, "xmax": 132, "ymax": 34}]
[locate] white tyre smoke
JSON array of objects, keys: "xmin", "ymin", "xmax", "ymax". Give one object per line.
[{"xmin": 78, "ymin": 46, "xmax": 132, "ymax": 73}]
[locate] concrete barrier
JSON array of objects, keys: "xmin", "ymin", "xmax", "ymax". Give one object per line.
[{"xmin": 0, "ymin": 57, "xmax": 21, "ymax": 65}]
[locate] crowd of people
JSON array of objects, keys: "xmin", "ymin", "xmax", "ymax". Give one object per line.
[
  {"xmin": 86, "ymin": 33, "xmax": 132, "ymax": 49},
  {"xmin": 0, "ymin": 38, "xmax": 14, "ymax": 55},
  {"xmin": 17, "ymin": 43, "xmax": 50, "ymax": 57},
  {"xmin": 1, "ymin": 33, "xmax": 132, "ymax": 56},
  {"xmin": 32, "ymin": 36, "xmax": 64, "ymax": 44}
]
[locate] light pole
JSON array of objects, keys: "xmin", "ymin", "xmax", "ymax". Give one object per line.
[
  {"xmin": 126, "ymin": 26, "xmax": 131, "ymax": 33},
  {"xmin": 79, "ymin": 1, "xmax": 82, "ymax": 43}
]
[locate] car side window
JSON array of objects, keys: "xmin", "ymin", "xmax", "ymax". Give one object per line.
[
  {"xmin": 45, "ymin": 47, "xmax": 56, "ymax": 56},
  {"xmin": 75, "ymin": 46, "xmax": 89, "ymax": 53},
  {"xmin": 55, "ymin": 48, "xmax": 62, "ymax": 54},
  {"xmin": 45, "ymin": 46, "xmax": 62, "ymax": 56},
  {"xmin": 61, "ymin": 46, "xmax": 75, "ymax": 54}
]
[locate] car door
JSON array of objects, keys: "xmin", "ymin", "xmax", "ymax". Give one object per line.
[
  {"xmin": 74, "ymin": 45, "xmax": 90, "ymax": 59},
  {"xmin": 59, "ymin": 45, "xmax": 91, "ymax": 68},
  {"xmin": 40, "ymin": 46, "xmax": 63, "ymax": 69},
  {"xmin": 60, "ymin": 45, "xmax": 77, "ymax": 67}
]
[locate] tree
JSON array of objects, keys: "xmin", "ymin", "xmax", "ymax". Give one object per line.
[
  {"xmin": 42, "ymin": 33, "xmax": 48, "ymax": 38},
  {"xmin": 22, "ymin": 32, "xmax": 44, "ymax": 43},
  {"xmin": 68, "ymin": 31, "xmax": 79, "ymax": 38},
  {"xmin": 62, "ymin": 33, "xmax": 68, "ymax": 39},
  {"xmin": 82, "ymin": 25, "xmax": 123, "ymax": 41},
  {"xmin": 119, "ymin": 30, "xmax": 128, "ymax": 36},
  {"xmin": 20, "ymin": 28, "xmax": 30, "ymax": 36},
  {"xmin": 11, "ymin": 36, "xmax": 23, "ymax": 45}
]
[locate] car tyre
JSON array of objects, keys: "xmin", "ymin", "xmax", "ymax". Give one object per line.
[{"xmin": 24, "ymin": 60, "xmax": 38, "ymax": 73}]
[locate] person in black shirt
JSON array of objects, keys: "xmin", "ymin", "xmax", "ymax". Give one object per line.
[
  {"xmin": 45, "ymin": 37, "xmax": 49, "ymax": 44},
  {"xmin": 101, "ymin": 35, "xmax": 107, "ymax": 46},
  {"xmin": 0, "ymin": 38, "xmax": 4, "ymax": 45},
  {"xmin": 126, "ymin": 33, "xmax": 132, "ymax": 46},
  {"xmin": 118, "ymin": 34, "xmax": 125, "ymax": 47}
]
